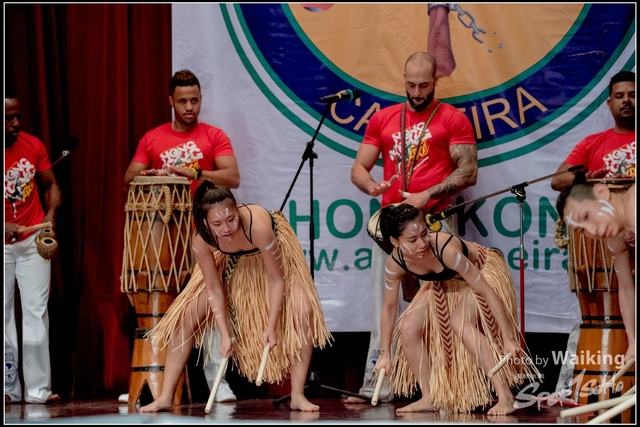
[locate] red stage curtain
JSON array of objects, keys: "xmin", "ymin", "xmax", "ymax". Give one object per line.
[{"xmin": 5, "ymin": 4, "xmax": 172, "ymax": 398}]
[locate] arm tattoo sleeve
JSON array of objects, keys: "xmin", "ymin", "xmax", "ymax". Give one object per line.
[{"xmin": 427, "ymin": 144, "xmax": 478, "ymax": 200}]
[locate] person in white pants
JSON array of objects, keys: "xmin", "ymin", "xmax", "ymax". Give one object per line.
[
  {"xmin": 5, "ymin": 93, "xmax": 62, "ymax": 404},
  {"xmin": 5, "ymin": 234, "xmax": 54, "ymax": 403}
]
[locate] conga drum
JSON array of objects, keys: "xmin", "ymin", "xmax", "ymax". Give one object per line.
[
  {"xmin": 121, "ymin": 176, "xmax": 194, "ymax": 406},
  {"xmin": 566, "ymin": 180, "xmax": 635, "ymax": 423},
  {"xmin": 366, "ymin": 207, "xmax": 394, "ymax": 255}
]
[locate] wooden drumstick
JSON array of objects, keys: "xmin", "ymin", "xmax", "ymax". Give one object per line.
[
  {"xmin": 204, "ymin": 356, "xmax": 229, "ymax": 414},
  {"xmin": 610, "ymin": 357, "xmax": 635, "ymax": 385},
  {"xmin": 255, "ymin": 345, "xmax": 270, "ymax": 387},
  {"xmin": 17, "ymin": 222, "xmax": 53, "ymax": 233},
  {"xmin": 371, "ymin": 368, "xmax": 386, "ymax": 406},
  {"xmin": 560, "ymin": 387, "xmax": 635, "ymax": 418},
  {"xmin": 585, "ymin": 393, "xmax": 636, "ymax": 424},
  {"xmin": 487, "ymin": 352, "xmax": 512, "ymax": 378}
]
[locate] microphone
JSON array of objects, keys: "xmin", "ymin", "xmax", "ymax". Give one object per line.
[
  {"xmin": 426, "ymin": 205, "xmax": 460, "ymax": 227},
  {"xmin": 319, "ymin": 89, "xmax": 360, "ymax": 104}
]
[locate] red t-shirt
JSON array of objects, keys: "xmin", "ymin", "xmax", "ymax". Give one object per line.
[
  {"xmin": 362, "ymin": 100, "xmax": 476, "ymax": 213},
  {"xmin": 564, "ymin": 129, "xmax": 636, "ymax": 177},
  {"xmin": 132, "ymin": 122, "xmax": 235, "ymax": 194},
  {"xmin": 4, "ymin": 132, "xmax": 51, "ymax": 243}
]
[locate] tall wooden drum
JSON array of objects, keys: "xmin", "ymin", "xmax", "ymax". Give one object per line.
[
  {"xmin": 121, "ymin": 176, "xmax": 194, "ymax": 406},
  {"xmin": 566, "ymin": 181, "xmax": 635, "ymax": 423}
]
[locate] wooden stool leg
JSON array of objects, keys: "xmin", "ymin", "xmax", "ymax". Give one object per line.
[{"xmin": 128, "ymin": 374, "xmax": 145, "ymax": 406}]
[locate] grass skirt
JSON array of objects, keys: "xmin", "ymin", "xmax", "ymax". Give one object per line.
[
  {"xmin": 390, "ymin": 248, "xmax": 540, "ymax": 412},
  {"xmin": 147, "ymin": 211, "xmax": 332, "ymax": 384}
]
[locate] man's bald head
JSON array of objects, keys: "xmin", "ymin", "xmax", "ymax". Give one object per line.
[{"xmin": 404, "ymin": 52, "xmax": 436, "ymax": 78}]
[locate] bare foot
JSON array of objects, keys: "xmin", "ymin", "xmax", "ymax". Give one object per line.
[
  {"xmin": 290, "ymin": 394, "xmax": 319, "ymax": 412},
  {"xmin": 342, "ymin": 396, "xmax": 368, "ymax": 404},
  {"xmin": 487, "ymin": 398, "xmax": 516, "ymax": 415},
  {"xmin": 45, "ymin": 394, "xmax": 60, "ymax": 404},
  {"xmin": 139, "ymin": 397, "xmax": 174, "ymax": 413},
  {"xmin": 396, "ymin": 398, "xmax": 437, "ymax": 413}
]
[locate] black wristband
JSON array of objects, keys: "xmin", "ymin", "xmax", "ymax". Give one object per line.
[{"xmin": 194, "ymin": 168, "xmax": 202, "ymax": 180}]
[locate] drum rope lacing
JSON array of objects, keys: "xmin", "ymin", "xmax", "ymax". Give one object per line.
[
  {"xmin": 558, "ymin": 219, "xmax": 614, "ymax": 293},
  {"xmin": 121, "ymin": 182, "xmax": 193, "ymax": 293}
]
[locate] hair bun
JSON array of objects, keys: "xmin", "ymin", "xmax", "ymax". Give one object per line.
[{"xmin": 573, "ymin": 170, "xmax": 588, "ymax": 185}]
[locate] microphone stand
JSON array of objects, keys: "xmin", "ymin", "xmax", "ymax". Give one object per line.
[
  {"xmin": 50, "ymin": 137, "xmax": 79, "ymax": 167},
  {"xmin": 278, "ymin": 102, "xmax": 371, "ymax": 406},
  {"xmin": 280, "ymin": 104, "xmax": 330, "ymax": 280},
  {"xmin": 427, "ymin": 165, "xmax": 583, "ymax": 348}
]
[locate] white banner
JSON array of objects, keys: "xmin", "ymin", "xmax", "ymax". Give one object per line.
[{"xmin": 172, "ymin": 3, "xmax": 635, "ymax": 333}]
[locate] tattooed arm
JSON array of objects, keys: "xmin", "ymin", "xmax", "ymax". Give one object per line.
[{"xmin": 403, "ymin": 143, "xmax": 478, "ymax": 210}]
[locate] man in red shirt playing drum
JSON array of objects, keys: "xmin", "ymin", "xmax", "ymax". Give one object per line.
[{"xmin": 123, "ymin": 69, "xmax": 241, "ymax": 404}]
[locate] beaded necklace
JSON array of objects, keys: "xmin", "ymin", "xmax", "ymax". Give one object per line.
[{"xmin": 399, "ymin": 100, "xmax": 441, "ymax": 191}]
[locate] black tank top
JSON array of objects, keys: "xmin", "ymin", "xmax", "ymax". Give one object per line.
[
  {"xmin": 391, "ymin": 232, "xmax": 469, "ymax": 281},
  {"xmin": 214, "ymin": 204, "xmax": 275, "ymax": 256}
]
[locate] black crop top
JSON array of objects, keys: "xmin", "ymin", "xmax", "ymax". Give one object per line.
[
  {"xmin": 391, "ymin": 232, "xmax": 469, "ymax": 281},
  {"xmin": 214, "ymin": 204, "xmax": 275, "ymax": 256}
]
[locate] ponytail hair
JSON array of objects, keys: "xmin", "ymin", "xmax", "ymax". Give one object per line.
[
  {"xmin": 555, "ymin": 171, "xmax": 596, "ymax": 218},
  {"xmin": 379, "ymin": 203, "xmax": 423, "ymax": 248},
  {"xmin": 193, "ymin": 180, "xmax": 237, "ymax": 247}
]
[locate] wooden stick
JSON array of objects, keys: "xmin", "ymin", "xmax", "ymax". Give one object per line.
[
  {"xmin": 204, "ymin": 356, "xmax": 229, "ymax": 414},
  {"xmin": 610, "ymin": 357, "xmax": 635, "ymax": 385},
  {"xmin": 255, "ymin": 345, "xmax": 270, "ymax": 387},
  {"xmin": 17, "ymin": 222, "xmax": 53, "ymax": 233},
  {"xmin": 585, "ymin": 393, "xmax": 635, "ymax": 424},
  {"xmin": 560, "ymin": 387, "xmax": 635, "ymax": 418},
  {"xmin": 487, "ymin": 352, "xmax": 512, "ymax": 378},
  {"xmin": 371, "ymin": 368, "xmax": 386, "ymax": 406}
]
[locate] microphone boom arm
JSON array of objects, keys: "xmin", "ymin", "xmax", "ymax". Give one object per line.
[{"xmin": 426, "ymin": 164, "xmax": 584, "ymax": 224}]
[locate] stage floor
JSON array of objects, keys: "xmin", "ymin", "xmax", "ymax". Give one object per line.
[{"xmin": 4, "ymin": 397, "xmax": 623, "ymax": 424}]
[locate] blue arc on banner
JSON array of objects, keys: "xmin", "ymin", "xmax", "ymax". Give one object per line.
[{"xmin": 224, "ymin": 3, "xmax": 635, "ymax": 166}]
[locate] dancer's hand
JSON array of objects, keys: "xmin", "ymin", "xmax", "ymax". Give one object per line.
[
  {"xmin": 220, "ymin": 334, "xmax": 235, "ymax": 358},
  {"xmin": 374, "ymin": 350, "xmax": 391, "ymax": 373},
  {"xmin": 502, "ymin": 338, "xmax": 521, "ymax": 360},
  {"xmin": 263, "ymin": 327, "xmax": 278, "ymax": 349}
]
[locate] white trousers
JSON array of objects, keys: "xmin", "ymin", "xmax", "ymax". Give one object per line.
[
  {"xmin": 4, "ymin": 233, "xmax": 53, "ymax": 403},
  {"xmin": 202, "ymin": 327, "xmax": 227, "ymax": 390},
  {"xmin": 359, "ymin": 217, "xmax": 454, "ymax": 400},
  {"xmin": 555, "ymin": 306, "xmax": 580, "ymax": 397}
]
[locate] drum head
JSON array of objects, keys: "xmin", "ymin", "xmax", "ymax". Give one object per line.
[
  {"xmin": 132, "ymin": 175, "xmax": 190, "ymax": 185},
  {"xmin": 586, "ymin": 177, "xmax": 635, "ymax": 190},
  {"xmin": 367, "ymin": 209, "xmax": 383, "ymax": 240}
]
